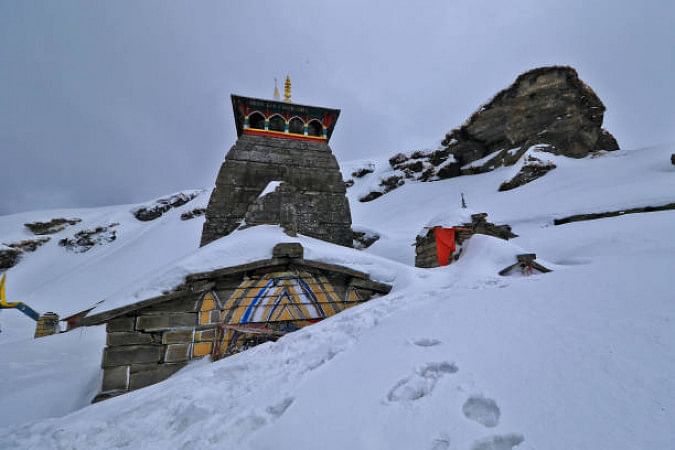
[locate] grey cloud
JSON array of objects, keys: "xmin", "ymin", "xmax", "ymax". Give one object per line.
[{"xmin": 1, "ymin": 0, "xmax": 673, "ymax": 214}]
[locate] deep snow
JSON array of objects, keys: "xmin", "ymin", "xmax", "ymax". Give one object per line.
[{"xmin": 0, "ymin": 145, "xmax": 673, "ymax": 449}]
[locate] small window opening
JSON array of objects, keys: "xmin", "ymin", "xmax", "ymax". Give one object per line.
[
  {"xmin": 248, "ymin": 112, "xmax": 265, "ymax": 130},
  {"xmin": 307, "ymin": 120, "xmax": 323, "ymax": 137},
  {"xmin": 269, "ymin": 115, "xmax": 286, "ymax": 132}
]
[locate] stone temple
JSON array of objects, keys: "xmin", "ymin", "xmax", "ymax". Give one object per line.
[{"xmin": 200, "ymin": 86, "xmax": 353, "ymax": 247}]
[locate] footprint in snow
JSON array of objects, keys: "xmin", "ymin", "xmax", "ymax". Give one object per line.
[
  {"xmin": 430, "ymin": 434, "xmax": 450, "ymax": 450},
  {"xmin": 387, "ymin": 362, "xmax": 458, "ymax": 402},
  {"xmin": 471, "ymin": 434, "xmax": 524, "ymax": 450},
  {"xmin": 462, "ymin": 395, "xmax": 500, "ymax": 428},
  {"xmin": 411, "ymin": 338, "xmax": 442, "ymax": 347},
  {"xmin": 266, "ymin": 397, "xmax": 294, "ymax": 418}
]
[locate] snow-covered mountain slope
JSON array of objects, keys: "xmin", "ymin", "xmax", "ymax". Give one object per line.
[
  {"xmin": 345, "ymin": 145, "xmax": 675, "ymax": 264},
  {"xmin": 0, "ymin": 190, "xmax": 209, "ymax": 341},
  {"xmin": 1, "ymin": 145, "xmax": 674, "ymax": 449}
]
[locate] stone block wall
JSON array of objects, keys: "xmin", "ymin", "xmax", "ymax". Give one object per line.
[
  {"xmin": 200, "ymin": 135, "xmax": 353, "ymax": 247},
  {"xmin": 95, "ymin": 295, "xmax": 215, "ymax": 402},
  {"xmin": 92, "ymin": 248, "xmax": 392, "ymax": 402}
]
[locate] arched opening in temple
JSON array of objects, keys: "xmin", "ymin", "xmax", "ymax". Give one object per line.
[
  {"xmin": 268, "ymin": 114, "xmax": 286, "ymax": 132},
  {"xmin": 307, "ymin": 119, "xmax": 323, "ymax": 137},
  {"xmin": 288, "ymin": 117, "xmax": 304, "ymax": 134},
  {"xmin": 248, "ymin": 112, "xmax": 265, "ymax": 130}
]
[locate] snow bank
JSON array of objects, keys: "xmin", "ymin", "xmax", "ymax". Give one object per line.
[
  {"xmin": 93, "ymin": 225, "xmax": 406, "ymax": 314},
  {"xmin": 0, "ymin": 325, "xmax": 106, "ymax": 427}
]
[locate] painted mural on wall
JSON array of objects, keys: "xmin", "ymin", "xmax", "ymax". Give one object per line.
[
  {"xmin": 83, "ymin": 245, "xmax": 391, "ymax": 402},
  {"xmin": 195, "ymin": 270, "xmax": 368, "ymax": 360}
]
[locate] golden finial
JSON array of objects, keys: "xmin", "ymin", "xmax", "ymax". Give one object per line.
[
  {"xmin": 284, "ymin": 74, "xmax": 292, "ymax": 103},
  {"xmin": 273, "ymin": 78, "xmax": 281, "ymax": 101}
]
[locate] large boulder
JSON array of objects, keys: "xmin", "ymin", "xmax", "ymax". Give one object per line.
[{"xmin": 442, "ymin": 66, "xmax": 619, "ymax": 169}]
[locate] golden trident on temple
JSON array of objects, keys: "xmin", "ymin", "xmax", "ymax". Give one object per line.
[{"xmin": 283, "ymin": 74, "xmax": 292, "ymax": 103}]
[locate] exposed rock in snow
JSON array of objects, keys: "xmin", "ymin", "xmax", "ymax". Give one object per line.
[
  {"xmin": 59, "ymin": 224, "xmax": 119, "ymax": 253},
  {"xmin": 180, "ymin": 208, "xmax": 206, "ymax": 221},
  {"xmin": 24, "ymin": 218, "xmax": 81, "ymax": 235},
  {"xmin": 553, "ymin": 201, "xmax": 675, "ymax": 225},
  {"xmin": 351, "ymin": 165, "xmax": 375, "ymax": 179},
  {"xmin": 0, "ymin": 245, "xmax": 21, "ymax": 270},
  {"xmin": 352, "ymin": 228, "xmax": 380, "ymax": 249},
  {"xmin": 356, "ymin": 150, "xmax": 460, "ymax": 202},
  {"xmin": 498, "ymin": 146, "xmax": 558, "ymax": 191},
  {"xmin": 0, "ymin": 237, "xmax": 51, "ymax": 269},
  {"xmin": 6, "ymin": 237, "xmax": 51, "ymax": 253},
  {"xmin": 132, "ymin": 191, "xmax": 202, "ymax": 222}
]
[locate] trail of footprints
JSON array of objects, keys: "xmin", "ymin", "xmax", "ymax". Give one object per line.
[{"xmin": 392, "ymin": 338, "xmax": 525, "ymax": 450}]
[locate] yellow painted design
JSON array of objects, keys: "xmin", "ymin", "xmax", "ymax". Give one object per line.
[
  {"xmin": 199, "ymin": 311, "xmax": 212, "ymax": 325},
  {"xmin": 212, "ymin": 270, "xmax": 380, "ymax": 358},
  {"xmin": 192, "ymin": 342, "xmax": 213, "ymax": 357},
  {"xmin": 346, "ymin": 288, "xmax": 357, "ymax": 302},
  {"xmin": 194, "ymin": 330, "xmax": 212, "ymax": 341},
  {"xmin": 200, "ymin": 293, "xmax": 216, "ymax": 312}
]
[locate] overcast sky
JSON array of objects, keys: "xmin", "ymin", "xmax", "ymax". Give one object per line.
[{"xmin": 1, "ymin": 0, "xmax": 674, "ymax": 215}]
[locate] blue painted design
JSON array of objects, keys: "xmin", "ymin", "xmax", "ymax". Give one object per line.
[
  {"xmin": 241, "ymin": 279, "xmax": 275, "ymax": 324},
  {"xmin": 298, "ymin": 278, "xmax": 325, "ymax": 317}
]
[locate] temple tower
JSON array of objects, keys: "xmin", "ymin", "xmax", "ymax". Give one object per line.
[{"xmin": 200, "ymin": 87, "xmax": 352, "ymax": 247}]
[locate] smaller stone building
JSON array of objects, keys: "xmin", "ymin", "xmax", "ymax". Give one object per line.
[
  {"xmin": 415, "ymin": 212, "xmax": 517, "ymax": 268},
  {"xmin": 80, "ymin": 243, "xmax": 390, "ymax": 402}
]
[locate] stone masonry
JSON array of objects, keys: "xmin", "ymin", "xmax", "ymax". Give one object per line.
[
  {"xmin": 200, "ymin": 135, "xmax": 352, "ymax": 247},
  {"xmin": 83, "ymin": 244, "xmax": 391, "ymax": 401},
  {"xmin": 415, "ymin": 213, "xmax": 517, "ymax": 268}
]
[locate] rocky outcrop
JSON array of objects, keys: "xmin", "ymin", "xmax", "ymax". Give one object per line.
[
  {"xmin": 180, "ymin": 208, "xmax": 206, "ymax": 221},
  {"xmin": 0, "ymin": 238, "xmax": 51, "ymax": 270},
  {"xmin": 201, "ymin": 135, "xmax": 352, "ymax": 247},
  {"xmin": 133, "ymin": 192, "xmax": 201, "ymax": 222},
  {"xmin": 442, "ymin": 66, "xmax": 619, "ymax": 170},
  {"xmin": 351, "ymin": 166, "xmax": 375, "ymax": 179},
  {"xmin": 354, "ymin": 66, "xmax": 620, "ymax": 202},
  {"xmin": 25, "ymin": 218, "xmax": 81, "ymax": 235},
  {"xmin": 498, "ymin": 150, "xmax": 557, "ymax": 192},
  {"xmin": 352, "ymin": 229, "xmax": 380, "ymax": 249},
  {"xmin": 0, "ymin": 246, "xmax": 21, "ymax": 270},
  {"xmin": 6, "ymin": 237, "xmax": 50, "ymax": 253},
  {"xmin": 354, "ymin": 150, "xmax": 459, "ymax": 203},
  {"xmin": 59, "ymin": 224, "xmax": 118, "ymax": 253}
]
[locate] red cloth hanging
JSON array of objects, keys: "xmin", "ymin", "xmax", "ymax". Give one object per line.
[{"xmin": 434, "ymin": 227, "xmax": 456, "ymax": 266}]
